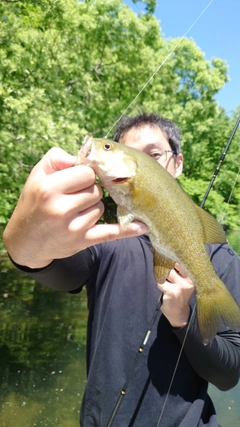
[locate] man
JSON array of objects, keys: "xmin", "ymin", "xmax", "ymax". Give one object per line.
[{"xmin": 3, "ymin": 113, "xmax": 240, "ymax": 427}]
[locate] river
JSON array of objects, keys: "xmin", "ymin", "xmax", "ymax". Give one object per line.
[{"xmin": 0, "ymin": 231, "xmax": 240, "ymax": 426}]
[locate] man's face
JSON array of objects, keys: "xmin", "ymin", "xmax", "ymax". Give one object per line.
[{"xmin": 119, "ymin": 124, "xmax": 183, "ymax": 178}]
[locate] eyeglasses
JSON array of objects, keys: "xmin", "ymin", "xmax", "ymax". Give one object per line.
[{"xmin": 150, "ymin": 149, "xmax": 176, "ymax": 165}]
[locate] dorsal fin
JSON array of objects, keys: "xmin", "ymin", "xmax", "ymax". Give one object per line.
[{"xmin": 195, "ymin": 205, "xmax": 227, "ymax": 244}]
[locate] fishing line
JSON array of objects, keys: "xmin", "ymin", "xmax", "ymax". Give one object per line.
[
  {"xmin": 217, "ymin": 166, "xmax": 240, "ymax": 225},
  {"xmin": 106, "ymin": 295, "xmax": 162, "ymax": 427},
  {"xmin": 227, "ymin": 167, "xmax": 240, "ymax": 205},
  {"xmin": 155, "ymin": 305, "xmax": 196, "ymax": 427},
  {"xmin": 105, "ymin": 0, "xmax": 214, "ymax": 138}
]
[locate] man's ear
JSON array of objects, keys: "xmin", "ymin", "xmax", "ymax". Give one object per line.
[{"xmin": 174, "ymin": 153, "xmax": 183, "ymax": 178}]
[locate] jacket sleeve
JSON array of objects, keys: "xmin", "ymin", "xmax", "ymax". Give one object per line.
[
  {"xmin": 173, "ymin": 309, "xmax": 240, "ymax": 390},
  {"xmin": 10, "ymin": 247, "xmax": 96, "ymax": 292},
  {"xmin": 173, "ymin": 244, "xmax": 240, "ymax": 391}
]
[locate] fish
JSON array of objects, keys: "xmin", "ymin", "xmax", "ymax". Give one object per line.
[{"xmin": 76, "ymin": 136, "xmax": 240, "ymax": 344}]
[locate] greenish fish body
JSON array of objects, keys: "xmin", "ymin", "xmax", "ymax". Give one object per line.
[{"xmin": 77, "ymin": 137, "xmax": 240, "ymax": 344}]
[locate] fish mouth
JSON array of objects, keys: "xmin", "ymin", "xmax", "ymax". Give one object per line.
[
  {"xmin": 111, "ymin": 177, "xmax": 129, "ymax": 184},
  {"xmin": 76, "ymin": 137, "xmax": 94, "ymax": 166},
  {"xmin": 81, "ymin": 136, "xmax": 93, "ymax": 158},
  {"xmin": 85, "ymin": 147, "xmax": 92, "ymax": 158}
]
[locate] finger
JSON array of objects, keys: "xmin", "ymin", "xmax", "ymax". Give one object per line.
[
  {"xmin": 174, "ymin": 263, "xmax": 189, "ymax": 278},
  {"xmin": 82, "ymin": 221, "xmax": 149, "ymax": 246},
  {"xmin": 166, "ymin": 265, "xmax": 186, "ymax": 282},
  {"xmin": 67, "ymin": 185, "xmax": 103, "ymax": 213},
  {"xmin": 165, "ymin": 268, "xmax": 178, "ymax": 283},
  {"xmin": 41, "ymin": 164, "xmax": 97, "ymax": 195},
  {"xmin": 164, "ymin": 268, "xmax": 194, "ymax": 292},
  {"xmin": 157, "ymin": 281, "xmax": 172, "ymax": 293},
  {"xmin": 40, "ymin": 147, "xmax": 77, "ymax": 174},
  {"xmin": 47, "ymin": 186, "xmax": 103, "ymax": 220},
  {"xmin": 64, "ymin": 199, "xmax": 105, "ymax": 232}
]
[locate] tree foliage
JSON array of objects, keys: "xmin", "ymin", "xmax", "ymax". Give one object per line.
[
  {"xmin": 131, "ymin": 0, "xmax": 157, "ymax": 14},
  {"xmin": 0, "ymin": 0, "xmax": 239, "ymax": 242}
]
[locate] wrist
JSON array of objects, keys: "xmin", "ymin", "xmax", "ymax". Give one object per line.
[
  {"xmin": 9, "ymin": 253, "xmax": 54, "ymax": 269},
  {"xmin": 3, "ymin": 226, "xmax": 53, "ymax": 269},
  {"xmin": 166, "ymin": 306, "xmax": 190, "ymax": 328}
]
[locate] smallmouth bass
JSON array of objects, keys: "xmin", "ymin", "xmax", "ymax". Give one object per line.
[{"xmin": 76, "ymin": 136, "xmax": 240, "ymax": 344}]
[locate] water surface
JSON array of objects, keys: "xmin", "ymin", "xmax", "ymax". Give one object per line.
[{"xmin": 1, "ymin": 231, "xmax": 240, "ymax": 426}]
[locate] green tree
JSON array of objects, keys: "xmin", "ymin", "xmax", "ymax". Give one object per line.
[
  {"xmin": 0, "ymin": 0, "xmax": 239, "ymax": 243},
  {"xmin": 131, "ymin": 0, "xmax": 157, "ymax": 14}
]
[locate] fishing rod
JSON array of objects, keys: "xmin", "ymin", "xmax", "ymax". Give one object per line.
[
  {"xmin": 201, "ymin": 115, "xmax": 240, "ymax": 208},
  {"xmin": 106, "ymin": 296, "xmax": 162, "ymax": 427}
]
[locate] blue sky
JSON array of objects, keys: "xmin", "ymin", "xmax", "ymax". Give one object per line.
[{"xmin": 124, "ymin": 0, "xmax": 240, "ymax": 115}]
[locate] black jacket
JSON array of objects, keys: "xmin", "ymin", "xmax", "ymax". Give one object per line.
[{"xmin": 17, "ymin": 236, "xmax": 240, "ymax": 426}]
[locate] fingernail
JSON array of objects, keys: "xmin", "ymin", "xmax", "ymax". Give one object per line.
[{"xmin": 136, "ymin": 222, "xmax": 149, "ymax": 235}]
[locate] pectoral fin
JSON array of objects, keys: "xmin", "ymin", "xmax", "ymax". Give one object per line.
[
  {"xmin": 117, "ymin": 205, "xmax": 134, "ymax": 228},
  {"xmin": 152, "ymin": 248, "xmax": 175, "ymax": 284}
]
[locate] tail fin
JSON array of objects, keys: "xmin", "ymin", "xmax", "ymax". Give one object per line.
[{"xmin": 196, "ymin": 279, "xmax": 240, "ymax": 345}]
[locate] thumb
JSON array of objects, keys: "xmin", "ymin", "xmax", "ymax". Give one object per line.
[
  {"xmin": 40, "ymin": 147, "xmax": 77, "ymax": 175},
  {"xmin": 85, "ymin": 221, "xmax": 149, "ymax": 246}
]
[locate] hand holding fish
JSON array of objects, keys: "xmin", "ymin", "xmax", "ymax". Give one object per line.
[
  {"xmin": 157, "ymin": 263, "xmax": 194, "ymax": 328},
  {"xmin": 3, "ymin": 147, "xmax": 148, "ymax": 269}
]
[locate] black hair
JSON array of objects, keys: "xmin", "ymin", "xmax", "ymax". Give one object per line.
[{"xmin": 113, "ymin": 113, "xmax": 181, "ymax": 155}]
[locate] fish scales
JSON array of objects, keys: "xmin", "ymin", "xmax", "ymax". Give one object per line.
[{"xmin": 76, "ymin": 136, "xmax": 240, "ymax": 344}]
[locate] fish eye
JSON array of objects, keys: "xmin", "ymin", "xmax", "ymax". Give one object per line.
[{"xmin": 104, "ymin": 142, "xmax": 114, "ymax": 151}]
